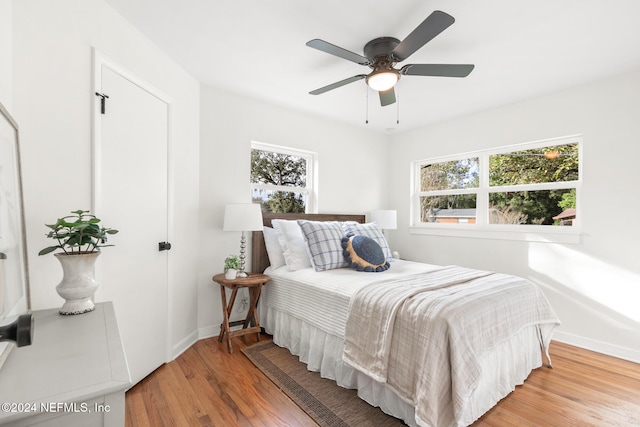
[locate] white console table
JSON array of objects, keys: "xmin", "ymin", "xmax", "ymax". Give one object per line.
[{"xmin": 0, "ymin": 302, "xmax": 131, "ymax": 426}]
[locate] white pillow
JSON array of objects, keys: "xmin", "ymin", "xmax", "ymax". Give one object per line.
[
  {"xmin": 342, "ymin": 222, "xmax": 393, "ymax": 262},
  {"xmin": 297, "ymin": 220, "xmax": 348, "ymax": 271},
  {"xmin": 271, "ymin": 219, "xmax": 312, "ymax": 271},
  {"xmin": 262, "ymin": 226, "xmax": 286, "ymax": 270}
]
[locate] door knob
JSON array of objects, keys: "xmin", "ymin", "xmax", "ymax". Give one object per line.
[{"xmin": 158, "ymin": 242, "xmax": 172, "ymax": 251}]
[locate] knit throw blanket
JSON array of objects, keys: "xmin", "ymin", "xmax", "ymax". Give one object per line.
[{"xmin": 343, "ymin": 266, "xmax": 560, "ymax": 427}]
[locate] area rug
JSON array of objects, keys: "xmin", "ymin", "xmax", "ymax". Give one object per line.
[{"xmin": 242, "ymin": 340, "xmax": 405, "ymax": 427}]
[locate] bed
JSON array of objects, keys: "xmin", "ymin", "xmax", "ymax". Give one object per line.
[{"xmin": 252, "ymin": 213, "xmax": 560, "ymax": 427}]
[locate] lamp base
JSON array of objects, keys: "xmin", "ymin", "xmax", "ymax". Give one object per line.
[{"xmin": 238, "ymin": 232, "xmax": 250, "ymax": 277}]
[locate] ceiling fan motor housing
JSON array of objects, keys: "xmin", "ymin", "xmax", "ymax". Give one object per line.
[{"xmin": 363, "ymin": 37, "xmax": 401, "ymax": 64}]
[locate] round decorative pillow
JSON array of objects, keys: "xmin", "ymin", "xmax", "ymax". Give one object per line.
[{"xmin": 341, "ymin": 233, "xmax": 390, "ymax": 272}]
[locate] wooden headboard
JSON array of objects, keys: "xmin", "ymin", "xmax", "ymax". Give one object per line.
[{"xmin": 251, "ymin": 213, "xmax": 366, "ymax": 274}]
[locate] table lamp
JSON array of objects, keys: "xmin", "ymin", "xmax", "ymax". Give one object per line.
[
  {"xmin": 371, "ymin": 209, "xmax": 397, "ymax": 232},
  {"xmin": 223, "ymin": 203, "xmax": 263, "ymax": 277},
  {"xmin": 371, "ymin": 209, "xmax": 399, "ymax": 259}
]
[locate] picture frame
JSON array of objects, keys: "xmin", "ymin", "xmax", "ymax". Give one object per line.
[{"xmin": 0, "ymin": 100, "xmax": 31, "ymax": 369}]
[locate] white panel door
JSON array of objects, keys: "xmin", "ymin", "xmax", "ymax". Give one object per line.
[{"xmin": 94, "ymin": 64, "xmax": 169, "ymax": 384}]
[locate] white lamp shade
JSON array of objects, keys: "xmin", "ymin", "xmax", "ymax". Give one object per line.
[
  {"xmin": 223, "ymin": 203, "xmax": 263, "ymax": 231},
  {"xmin": 371, "ymin": 210, "xmax": 397, "ymax": 230}
]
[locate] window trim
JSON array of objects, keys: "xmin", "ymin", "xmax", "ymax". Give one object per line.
[
  {"xmin": 410, "ymin": 135, "xmax": 582, "ymax": 244},
  {"xmin": 250, "ymin": 141, "xmax": 317, "ymax": 213}
]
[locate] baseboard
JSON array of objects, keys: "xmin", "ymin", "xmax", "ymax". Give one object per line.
[
  {"xmin": 173, "ymin": 323, "xmax": 270, "ymax": 357},
  {"xmin": 197, "ymin": 325, "xmax": 219, "ymax": 341},
  {"xmin": 553, "ymin": 330, "xmax": 640, "ymax": 364},
  {"xmin": 171, "ymin": 327, "xmax": 221, "ymax": 361},
  {"xmin": 171, "ymin": 330, "xmax": 199, "ymax": 360}
]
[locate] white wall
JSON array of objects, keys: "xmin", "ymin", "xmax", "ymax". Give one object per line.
[
  {"xmin": 0, "ymin": 0, "xmax": 11, "ymax": 107},
  {"xmin": 11, "ymin": 0, "xmax": 200, "ymax": 358},
  {"xmin": 388, "ymin": 70, "xmax": 640, "ymax": 362},
  {"xmin": 197, "ymin": 84, "xmax": 389, "ymax": 335}
]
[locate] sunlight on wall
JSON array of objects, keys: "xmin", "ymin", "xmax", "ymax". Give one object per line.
[{"xmin": 528, "ymin": 243, "xmax": 640, "ymax": 323}]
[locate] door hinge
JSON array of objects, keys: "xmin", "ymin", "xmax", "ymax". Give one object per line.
[
  {"xmin": 95, "ymin": 92, "xmax": 109, "ymax": 114},
  {"xmin": 158, "ymin": 242, "xmax": 172, "ymax": 251}
]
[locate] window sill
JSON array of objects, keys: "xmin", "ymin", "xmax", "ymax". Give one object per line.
[{"xmin": 409, "ymin": 225, "xmax": 582, "ymax": 244}]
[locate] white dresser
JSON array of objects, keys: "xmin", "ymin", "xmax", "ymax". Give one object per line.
[{"xmin": 0, "ymin": 302, "xmax": 131, "ymax": 426}]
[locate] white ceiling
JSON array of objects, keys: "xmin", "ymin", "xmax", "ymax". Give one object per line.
[{"xmin": 104, "ymin": 0, "xmax": 640, "ymax": 134}]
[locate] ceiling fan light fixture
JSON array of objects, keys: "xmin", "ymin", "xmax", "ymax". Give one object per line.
[{"xmin": 366, "ymin": 69, "xmax": 399, "ymax": 92}]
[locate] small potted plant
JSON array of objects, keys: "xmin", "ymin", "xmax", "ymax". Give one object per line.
[
  {"xmin": 39, "ymin": 210, "xmax": 118, "ymax": 315},
  {"xmin": 224, "ymin": 255, "xmax": 240, "ymax": 279}
]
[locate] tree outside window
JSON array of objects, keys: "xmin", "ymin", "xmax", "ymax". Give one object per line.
[
  {"xmin": 420, "ymin": 157, "xmax": 479, "ymax": 223},
  {"xmin": 488, "ymin": 143, "xmax": 578, "ymax": 225},
  {"xmin": 250, "ymin": 143, "xmax": 314, "ymax": 213}
]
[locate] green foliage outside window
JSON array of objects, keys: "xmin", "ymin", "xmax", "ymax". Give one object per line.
[
  {"xmin": 489, "ymin": 143, "xmax": 578, "ymax": 224},
  {"xmin": 558, "ymin": 189, "xmax": 577, "ymax": 210},
  {"xmin": 251, "ymin": 149, "xmax": 307, "ymax": 213}
]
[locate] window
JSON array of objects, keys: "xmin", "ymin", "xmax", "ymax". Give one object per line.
[
  {"xmin": 419, "ymin": 157, "xmax": 479, "ymax": 224},
  {"xmin": 412, "ymin": 135, "xmax": 581, "ymax": 240},
  {"xmin": 250, "ymin": 142, "xmax": 316, "ymax": 213}
]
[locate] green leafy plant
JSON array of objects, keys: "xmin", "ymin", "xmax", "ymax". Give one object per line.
[
  {"xmin": 224, "ymin": 255, "xmax": 240, "ymax": 272},
  {"xmin": 38, "ymin": 210, "xmax": 119, "ymax": 256}
]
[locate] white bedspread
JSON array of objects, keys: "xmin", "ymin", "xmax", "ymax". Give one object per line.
[{"xmin": 343, "ymin": 265, "xmax": 560, "ymax": 427}]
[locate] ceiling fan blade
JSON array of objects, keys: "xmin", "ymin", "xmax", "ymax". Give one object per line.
[
  {"xmin": 379, "ymin": 88, "xmax": 396, "ymax": 106},
  {"xmin": 306, "ymin": 39, "xmax": 370, "ymax": 65},
  {"xmin": 309, "ymin": 75, "xmax": 367, "ymax": 95},
  {"xmin": 391, "ymin": 11, "xmax": 455, "ymax": 62},
  {"xmin": 401, "ymin": 63, "xmax": 474, "ymax": 77}
]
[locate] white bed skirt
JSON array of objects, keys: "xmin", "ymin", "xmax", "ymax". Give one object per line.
[{"xmin": 262, "ymin": 306, "xmax": 546, "ymax": 427}]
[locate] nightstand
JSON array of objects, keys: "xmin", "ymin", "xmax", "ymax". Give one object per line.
[{"xmin": 212, "ymin": 272, "xmax": 269, "ymax": 353}]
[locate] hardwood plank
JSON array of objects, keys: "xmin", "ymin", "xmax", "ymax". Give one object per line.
[
  {"xmin": 175, "ymin": 342, "xmax": 243, "ymax": 426},
  {"xmin": 126, "ymin": 337, "xmax": 640, "ymax": 427},
  {"xmin": 127, "ymin": 388, "xmax": 152, "ymax": 427},
  {"xmin": 162, "ymin": 361, "xmax": 207, "ymax": 423},
  {"xmin": 195, "ymin": 337, "xmax": 311, "ymax": 426}
]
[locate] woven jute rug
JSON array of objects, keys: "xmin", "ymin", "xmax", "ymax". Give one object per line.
[{"xmin": 242, "ymin": 340, "xmax": 406, "ymax": 427}]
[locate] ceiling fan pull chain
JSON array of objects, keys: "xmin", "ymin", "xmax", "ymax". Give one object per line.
[
  {"xmin": 396, "ymin": 86, "xmax": 400, "ymax": 124},
  {"xmin": 365, "ymin": 86, "xmax": 369, "ymax": 124}
]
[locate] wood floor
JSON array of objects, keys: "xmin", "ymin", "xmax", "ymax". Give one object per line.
[{"xmin": 125, "ymin": 335, "xmax": 640, "ymax": 426}]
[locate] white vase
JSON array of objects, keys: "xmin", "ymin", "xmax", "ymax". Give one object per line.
[
  {"xmin": 225, "ymin": 269, "xmax": 237, "ymax": 280},
  {"xmin": 55, "ymin": 252, "xmax": 100, "ymax": 315}
]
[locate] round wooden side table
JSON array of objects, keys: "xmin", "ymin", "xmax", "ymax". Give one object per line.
[{"xmin": 212, "ymin": 272, "xmax": 269, "ymax": 353}]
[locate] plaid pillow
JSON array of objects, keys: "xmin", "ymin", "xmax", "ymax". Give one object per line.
[{"xmin": 298, "ymin": 220, "xmax": 348, "ymax": 271}]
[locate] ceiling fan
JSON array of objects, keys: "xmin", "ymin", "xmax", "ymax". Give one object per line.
[{"xmin": 306, "ymin": 10, "xmax": 474, "ymax": 107}]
